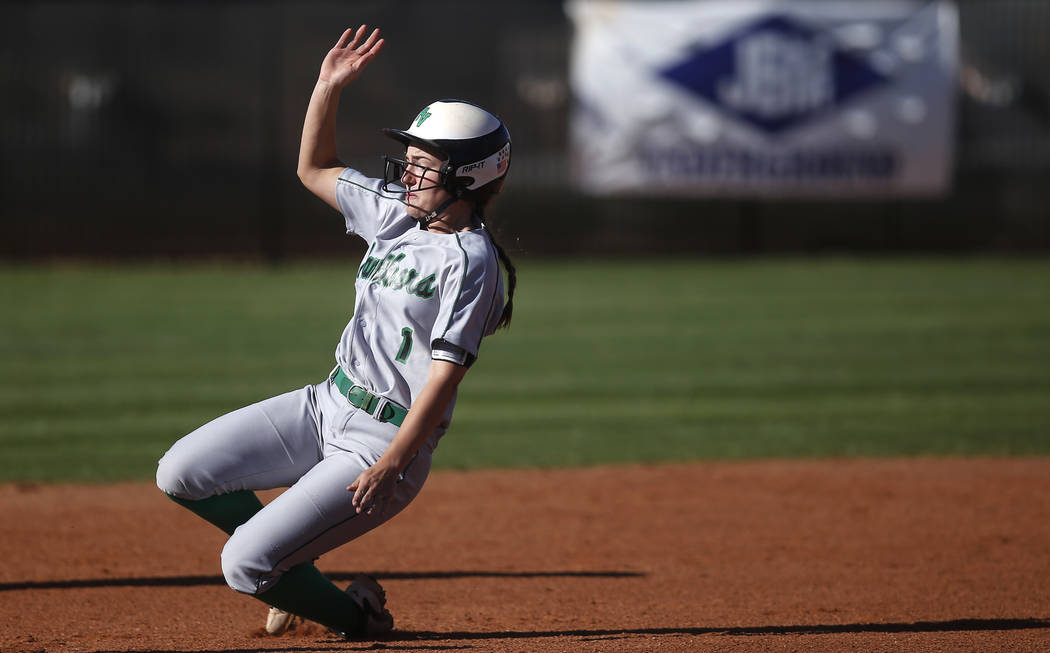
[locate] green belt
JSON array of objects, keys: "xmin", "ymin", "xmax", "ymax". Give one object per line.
[{"xmin": 330, "ymin": 367, "xmax": 408, "ymax": 427}]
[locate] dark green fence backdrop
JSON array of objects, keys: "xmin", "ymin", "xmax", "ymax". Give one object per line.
[{"xmin": 1, "ymin": 0, "xmax": 1048, "ymax": 260}]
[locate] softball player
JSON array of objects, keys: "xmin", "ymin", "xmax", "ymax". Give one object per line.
[{"xmin": 155, "ymin": 25, "xmax": 516, "ymax": 638}]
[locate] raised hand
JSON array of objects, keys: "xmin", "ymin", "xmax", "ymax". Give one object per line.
[{"xmin": 319, "ymin": 25, "xmax": 385, "ymax": 88}]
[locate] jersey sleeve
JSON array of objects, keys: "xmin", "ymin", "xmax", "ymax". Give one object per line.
[
  {"xmin": 432, "ymin": 236, "xmax": 504, "ymax": 366},
  {"xmin": 334, "ymin": 167, "xmax": 405, "ymax": 243}
]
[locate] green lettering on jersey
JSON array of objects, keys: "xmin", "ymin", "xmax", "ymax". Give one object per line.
[
  {"xmin": 390, "ymin": 268, "xmax": 418, "ymax": 291},
  {"xmin": 358, "ymin": 253, "xmax": 437, "ymax": 300},
  {"xmin": 410, "ymin": 274, "xmax": 437, "ymax": 299},
  {"xmin": 358, "ymin": 256, "xmax": 381, "ymax": 279},
  {"xmin": 378, "ymin": 254, "xmax": 407, "ymax": 286}
]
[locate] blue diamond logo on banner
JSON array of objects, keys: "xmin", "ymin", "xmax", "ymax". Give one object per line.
[{"xmin": 661, "ymin": 15, "xmax": 889, "ymax": 135}]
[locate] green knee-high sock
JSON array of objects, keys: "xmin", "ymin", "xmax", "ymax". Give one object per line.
[
  {"xmin": 166, "ymin": 492, "xmax": 364, "ymax": 634},
  {"xmin": 165, "ymin": 490, "xmax": 264, "ymax": 536},
  {"xmin": 256, "ymin": 562, "xmax": 365, "ymax": 635}
]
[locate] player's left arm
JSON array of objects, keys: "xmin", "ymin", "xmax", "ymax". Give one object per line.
[{"xmin": 347, "ymin": 359, "xmax": 467, "ymax": 515}]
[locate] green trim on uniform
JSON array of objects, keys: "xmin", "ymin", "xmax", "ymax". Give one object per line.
[{"xmin": 442, "ymin": 233, "xmax": 469, "ymax": 340}]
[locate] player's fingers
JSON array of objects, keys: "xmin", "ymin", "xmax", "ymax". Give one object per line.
[
  {"xmin": 334, "ymin": 27, "xmax": 354, "ymax": 49},
  {"xmin": 352, "ymin": 480, "xmax": 372, "ymax": 509},
  {"xmin": 347, "ymin": 471, "xmax": 366, "ymax": 495},
  {"xmin": 363, "ymin": 38, "xmax": 385, "ymax": 61},
  {"xmin": 365, "ymin": 493, "xmax": 384, "ymax": 515},
  {"xmin": 346, "ymin": 24, "xmax": 368, "ymax": 50},
  {"xmin": 358, "ymin": 28, "xmax": 382, "ymax": 53},
  {"xmin": 354, "ymin": 39, "xmax": 384, "ymax": 70},
  {"xmin": 356, "ymin": 492, "xmax": 372, "ymax": 513}
]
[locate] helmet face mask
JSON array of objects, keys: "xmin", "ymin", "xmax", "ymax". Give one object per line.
[
  {"xmin": 382, "ymin": 99, "xmax": 511, "ymax": 200},
  {"xmin": 381, "ymin": 155, "xmax": 452, "ymax": 195}
]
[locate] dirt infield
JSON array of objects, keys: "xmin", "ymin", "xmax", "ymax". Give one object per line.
[{"xmin": 2, "ymin": 459, "xmax": 1049, "ymax": 652}]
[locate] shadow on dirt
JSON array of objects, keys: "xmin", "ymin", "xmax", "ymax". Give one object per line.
[
  {"xmin": 0, "ymin": 569, "xmax": 644, "ymax": 591},
  {"xmin": 82, "ymin": 619, "xmax": 1050, "ymax": 653},
  {"xmin": 396, "ymin": 618, "xmax": 1050, "ymax": 639}
]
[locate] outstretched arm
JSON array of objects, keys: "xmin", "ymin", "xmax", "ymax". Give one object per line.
[{"xmin": 297, "ymin": 25, "xmax": 385, "ymax": 210}]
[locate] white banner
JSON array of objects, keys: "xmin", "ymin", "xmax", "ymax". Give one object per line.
[{"xmin": 567, "ymin": 0, "xmax": 958, "ymax": 197}]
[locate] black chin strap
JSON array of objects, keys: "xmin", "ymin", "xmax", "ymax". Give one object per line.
[{"xmin": 418, "ymin": 193, "xmax": 462, "ymax": 230}]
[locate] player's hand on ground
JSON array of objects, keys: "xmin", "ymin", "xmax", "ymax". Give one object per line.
[
  {"xmin": 319, "ymin": 25, "xmax": 384, "ymax": 88},
  {"xmin": 347, "ymin": 462, "xmax": 398, "ymax": 515}
]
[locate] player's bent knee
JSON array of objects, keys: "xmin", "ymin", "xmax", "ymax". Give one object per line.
[
  {"xmin": 220, "ymin": 542, "xmax": 262, "ymax": 594},
  {"xmin": 155, "ymin": 445, "xmax": 218, "ymax": 500},
  {"xmin": 221, "ymin": 531, "xmax": 278, "ymax": 595},
  {"xmin": 155, "ymin": 450, "xmax": 193, "ymax": 498}
]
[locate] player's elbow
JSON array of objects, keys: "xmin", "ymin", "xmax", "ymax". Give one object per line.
[
  {"xmin": 296, "ymin": 163, "xmax": 316, "ymax": 187},
  {"xmin": 299, "ymin": 165, "xmax": 341, "ymax": 204}
]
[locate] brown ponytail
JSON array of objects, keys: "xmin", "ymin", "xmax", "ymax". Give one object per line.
[{"xmin": 469, "ymin": 185, "xmax": 516, "ymax": 330}]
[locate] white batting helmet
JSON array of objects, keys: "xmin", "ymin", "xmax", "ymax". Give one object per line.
[{"xmin": 382, "ymin": 99, "xmax": 511, "ymax": 194}]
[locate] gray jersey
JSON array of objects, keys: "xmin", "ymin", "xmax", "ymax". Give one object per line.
[
  {"xmin": 333, "ymin": 167, "xmax": 505, "ymax": 433},
  {"xmin": 156, "ymin": 167, "xmax": 505, "ymax": 598}
]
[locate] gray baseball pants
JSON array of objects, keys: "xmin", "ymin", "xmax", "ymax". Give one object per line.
[{"xmin": 156, "ymin": 374, "xmax": 431, "ymax": 594}]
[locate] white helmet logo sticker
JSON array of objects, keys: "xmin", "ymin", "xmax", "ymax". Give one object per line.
[{"xmin": 457, "ymin": 142, "xmax": 511, "ymax": 189}]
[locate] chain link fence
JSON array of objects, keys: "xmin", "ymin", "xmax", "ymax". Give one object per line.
[{"xmin": 1, "ymin": 0, "xmax": 1047, "ymax": 259}]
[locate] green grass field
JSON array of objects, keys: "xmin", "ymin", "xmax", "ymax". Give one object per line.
[{"xmin": 2, "ymin": 258, "xmax": 1048, "ymax": 482}]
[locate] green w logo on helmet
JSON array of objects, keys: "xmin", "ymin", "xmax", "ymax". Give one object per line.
[{"xmin": 414, "ymin": 107, "xmax": 432, "ymax": 128}]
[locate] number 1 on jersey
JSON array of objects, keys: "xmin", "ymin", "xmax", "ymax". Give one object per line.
[{"xmin": 395, "ymin": 327, "xmax": 413, "ymax": 363}]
